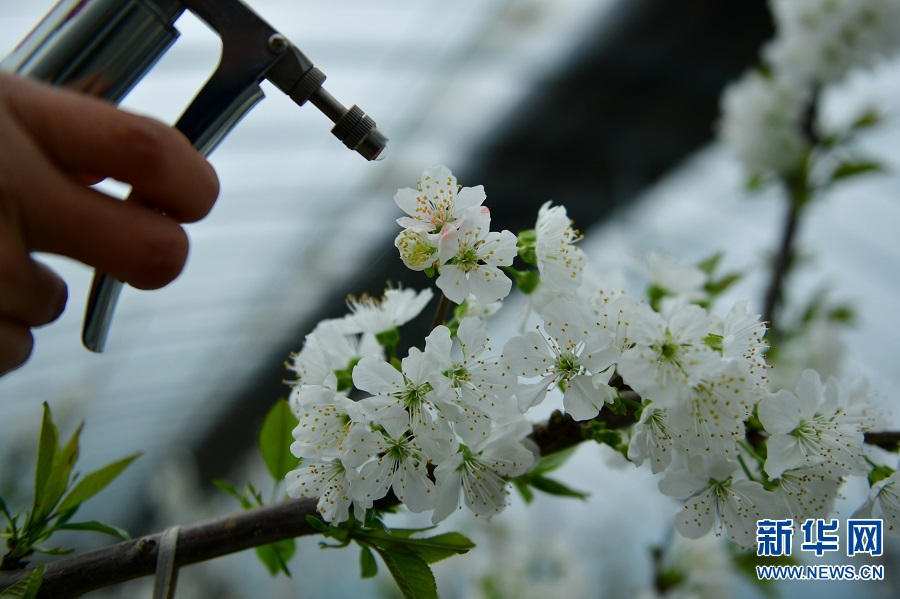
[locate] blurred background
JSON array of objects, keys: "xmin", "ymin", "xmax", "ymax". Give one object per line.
[{"xmin": 2, "ymin": 0, "xmax": 900, "ymax": 597}]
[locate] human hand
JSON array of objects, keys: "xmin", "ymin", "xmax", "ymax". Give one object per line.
[{"xmin": 0, "ymin": 72, "xmax": 219, "ymax": 376}]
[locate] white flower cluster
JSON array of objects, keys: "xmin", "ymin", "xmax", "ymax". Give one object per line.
[
  {"xmin": 766, "ymin": 0, "xmax": 900, "ymax": 84},
  {"xmin": 719, "ymin": 0, "xmax": 900, "ymax": 178},
  {"xmin": 282, "ymin": 167, "xmax": 891, "ymax": 549},
  {"xmin": 719, "ymin": 71, "xmax": 811, "ymax": 178},
  {"xmin": 393, "ymin": 165, "xmax": 518, "ymax": 305},
  {"xmin": 284, "ymin": 285, "xmax": 535, "ymax": 524}
]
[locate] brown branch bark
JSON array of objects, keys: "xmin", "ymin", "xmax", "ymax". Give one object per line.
[{"xmin": 761, "ymin": 196, "xmax": 800, "ymax": 334}]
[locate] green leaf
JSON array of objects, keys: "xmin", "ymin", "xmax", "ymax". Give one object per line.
[
  {"xmin": 703, "ymin": 333, "xmax": 724, "ymax": 352},
  {"xmin": 33, "ymin": 546, "xmax": 75, "ymax": 556},
  {"xmin": 531, "ymin": 445, "xmax": 578, "ymax": 476},
  {"xmin": 0, "ymin": 562, "xmax": 43, "ymax": 599},
  {"xmin": 529, "ymin": 475, "xmax": 589, "ymax": 500},
  {"xmin": 376, "ymin": 327, "xmax": 401, "ymax": 352},
  {"xmin": 55, "ymin": 454, "xmax": 139, "ymax": 516},
  {"xmin": 851, "ymin": 107, "xmax": 882, "ymax": 130},
  {"xmin": 705, "ymin": 272, "xmax": 742, "ymax": 297},
  {"xmin": 696, "ymin": 252, "xmax": 722, "ymax": 275},
  {"xmin": 36, "ymin": 423, "xmax": 83, "ymax": 520},
  {"xmin": 831, "ymin": 160, "xmax": 883, "ymax": 182},
  {"xmin": 259, "ymin": 399, "xmax": 299, "ymax": 482},
  {"xmin": 363, "ymin": 530, "xmax": 475, "ymax": 565},
  {"xmin": 213, "ymin": 479, "xmax": 244, "ymax": 504},
  {"xmin": 512, "ymin": 476, "xmax": 534, "ymax": 503},
  {"xmin": 255, "ymin": 538, "xmax": 295, "ymax": 576},
  {"xmin": 745, "ymin": 173, "xmax": 766, "ymax": 192},
  {"xmin": 647, "ymin": 284, "xmax": 666, "ymax": 311},
  {"xmin": 306, "ymin": 515, "xmax": 328, "ymax": 532},
  {"xmin": 371, "ymin": 526, "xmax": 434, "ymax": 539},
  {"xmin": 32, "ymin": 404, "xmax": 59, "ymax": 513},
  {"xmin": 56, "ymin": 520, "xmax": 130, "ymax": 541},
  {"xmin": 868, "ymin": 463, "xmax": 894, "ymax": 487},
  {"xmin": 0, "ymin": 494, "xmax": 12, "ymax": 524},
  {"xmin": 374, "ymin": 547, "xmax": 438, "ymax": 599},
  {"xmin": 359, "ymin": 545, "xmax": 378, "ymax": 578},
  {"xmin": 581, "ymin": 421, "xmax": 623, "ymax": 448}
]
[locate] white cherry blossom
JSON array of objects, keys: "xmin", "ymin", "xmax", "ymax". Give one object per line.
[
  {"xmin": 502, "ymin": 299, "xmax": 618, "ymax": 419},
  {"xmin": 435, "ymin": 208, "xmax": 517, "ymax": 304},
  {"xmin": 432, "ymin": 420, "xmax": 535, "ymax": 523},
  {"xmin": 350, "ymin": 428, "xmax": 438, "ymax": 513},
  {"xmin": 758, "ymin": 369, "xmax": 867, "ymax": 479},
  {"xmin": 659, "ymin": 459, "xmax": 775, "ymax": 547},
  {"xmin": 338, "ymin": 287, "xmax": 433, "ymax": 336},
  {"xmin": 424, "ymin": 318, "xmax": 516, "ymax": 424},
  {"xmin": 285, "ymin": 459, "xmax": 364, "ymax": 524},
  {"xmin": 719, "ymin": 70, "xmax": 809, "ymax": 177},
  {"xmin": 854, "ymin": 470, "xmax": 900, "ymax": 535},
  {"xmin": 765, "ymin": 0, "xmax": 900, "ymax": 84},
  {"xmin": 394, "ymin": 165, "xmax": 486, "ymax": 233},
  {"xmin": 534, "ymin": 201, "xmax": 586, "ymax": 294},
  {"xmin": 289, "ymin": 385, "xmax": 369, "ymax": 467},
  {"xmin": 617, "ymin": 299, "xmax": 722, "ymax": 407},
  {"xmin": 628, "ymin": 404, "xmax": 674, "ymax": 474}
]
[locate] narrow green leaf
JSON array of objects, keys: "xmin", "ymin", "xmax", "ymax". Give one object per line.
[
  {"xmin": 512, "ymin": 476, "xmax": 534, "ymax": 503},
  {"xmin": 363, "ymin": 530, "xmax": 475, "ymax": 564},
  {"xmin": 36, "ymin": 423, "xmax": 83, "ymax": 520},
  {"xmin": 696, "ymin": 252, "xmax": 722, "ymax": 275},
  {"xmin": 56, "ymin": 520, "xmax": 130, "ymax": 541},
  {"xmin": 306, "ymin": 515, "xmax": 328, "ymax": 532},
  {"xmin": 831, "ymin": 160, "xmax": 883, "ymax": 182},
  {"xmin": 851, "ymin": 107, "xmax": 882, "ymax": 130},
  {"xmin": 255, "ymin": 538, "xmax": 295, "ymax": 576},
  {"xmin": 32, "ymin": 404, "xmax": 59, "ymax": 513},
  {"xmin": 359, "ymin": 545, "xmax": 378, "ymax": 578},
  {"xmin": 33, "ymin": 546, "xmax": 75, "ymax": 556},
  {"xmin": 259, "ymin": 399, "xmax": 300, "ymax": 482},
  {"xmin": 531, "ymin": 445, "xmax": 578, "ymax": 476},
  {"xmin": 375, "ymin": 547, "xmax": 438, "ymax": 599},
  {"xmin": 56, "ymin": 454, "xmax": 139, "ymax": 516},
  {"xmin": 0, "ymin": 494, "xmax": 12, "ymax": 523},
  {"xmin": 213, "ymin": 479, "xmax": 241, "ymax": 501},
  {"xmin": 529, "ymin": 475, "xmax": 589, "ymax": 500},
  {"xmin": 371, "ymin": 526, "xmax": 435, "ymax": 540},
  {"xmin": 705, "ymin": 272, "xmax": 742, "ymax": 297},
  {"xmin": 0, "ymin": 562, "xmax": 43, "ymax": 599}
]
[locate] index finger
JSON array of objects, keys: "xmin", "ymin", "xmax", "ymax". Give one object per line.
[{"xmin": 1, "ymin": 73, "xmax": 220, "ymax": 223}]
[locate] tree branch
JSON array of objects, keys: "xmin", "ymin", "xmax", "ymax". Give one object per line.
[{"xmin": 761, "ymin": 195, "xmax": 800, "ymax": 334}]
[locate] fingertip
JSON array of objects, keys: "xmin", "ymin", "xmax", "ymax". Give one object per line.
[
  {"xmin": 124, "ymin": 221, "xmax": 190, "ymax": 290},
  {"xmin": 0, "ymin": 319, "xmax": 33, "ymax": 377}
]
